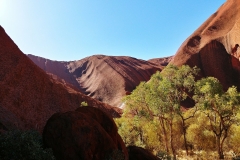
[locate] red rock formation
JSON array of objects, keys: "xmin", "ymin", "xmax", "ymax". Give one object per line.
[
  {"xmin": 170, "ymin": 0, "xmax": 240, "ymax": 90},
  {"xmin": 148, "ymin": 56, "xmax": 173, "ymax": 67},
  {"xmin": 27, "ymin": 54, "xmax": 83, "ymax": 92},
  {"xmin": 0, "ymin": 25, "xmax": 120, "ymax": 132},
  {"xmin": 27, "ymin": 54, "xmax": 162, "ymax": 107},
  {"xmin": 43, "ymin": 106, "xmax": 128, "ymax": 160},
  {"xmin": 76, "ymin": 106, "xmax": 128, "ymax": 158},
  {"xmin": 231, "ymin": 44, "xmax": 239, "ymax": 55}
]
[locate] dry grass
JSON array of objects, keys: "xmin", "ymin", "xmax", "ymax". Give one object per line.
[{"xmin": 176, "ymin": 150, "xmax": 237, "ymax": 160}]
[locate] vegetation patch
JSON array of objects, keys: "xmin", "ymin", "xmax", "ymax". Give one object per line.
[
  {"xmin": 116, "ymin": 65, "xmax": 240, "ymax": 160},
  {"xmin": 0, "ymin": 130, "xmax": 55, "ymax": 160}
]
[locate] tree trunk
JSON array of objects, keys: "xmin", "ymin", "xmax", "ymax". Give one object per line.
[
  {"xmin": 181, "ymin": 117, "xmax": 189, "ymax": 155},
  {"xmin": 216, "ymin": 135, "xmax": 224, "ymax": 159},
  {"xmin": 219, "ymin": 129, "xmax": 228, "ymax": 160},
  {"xmin": 160, "ymin": 118, "xmax": 169, "ymax": 153},
  {"xmin": 169, "ymin": 121, "xmax": 177, "ymax": 160}
]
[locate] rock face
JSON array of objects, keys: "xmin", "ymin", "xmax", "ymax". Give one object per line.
[
  {"xmin": 43, "ymin": 106, "xmax": 128, "ymax": 160},
  {"xmin": 148, "ymin": 56, "xmax": 172, "ymax": 67},
  {"xmin": 0, "ymin": 26, "xmax": 120, "ymax": 132},
  {"xmin": 27, "ymin": 55, "xmax": 82, "ymax": 92},
  {"xmin": 170, "ymin": 0, "xmax": 240, "ymax": 90},
  {"xmin": 27, "ymin": 54, "xmax": 163, "ymax": 107}
]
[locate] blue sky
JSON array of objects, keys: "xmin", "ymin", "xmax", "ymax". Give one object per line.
[{"xmin": 0, "ymin": 0, "xmax": 225, "ymax": 61}]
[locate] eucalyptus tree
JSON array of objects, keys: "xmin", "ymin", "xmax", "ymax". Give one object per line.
[
  {"xmin": 123, "ymin": 65, "xmax": 199, "ymax": 159},
  {"xmin": 146, "ymin": 65, "xmax": 199, "ymax": 159},
  {"xmin": 122, "ymin": 82, "xmax": 154, "ymax": 148},
  {"xmin": 194, "ymin": 77, "xmax": 240, "ymax": 159}
]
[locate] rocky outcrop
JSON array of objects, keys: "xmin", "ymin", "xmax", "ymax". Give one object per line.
[
  {"xmin": 0, "ymin": 26, "xmax": 120, "ymax": 132},
  {"xmin": 75, "ymin": 106, "xmax": 128, "ymax": 158},
  {"xmin": 43, "ymin": 106, "xmax": 128, "ymax": 160},
  {"xmin": 170, "ymin": 0, "xmax": 240, "ymax": 89},
  {"xmin": 148, "ymin": 56, "xmax": 173, "ymax": 67},
  {"xmin": 27, "ymin": 54, "xmax": 162, "ymax": 107}
]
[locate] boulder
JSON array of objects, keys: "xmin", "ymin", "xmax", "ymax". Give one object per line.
[
  {"xmin": 43, "ymin": 106, "xmax": 128, "ymax": 160},
  {"xmin": 76, "ymin": 106, "xmax": 128, "ymax": 158}
]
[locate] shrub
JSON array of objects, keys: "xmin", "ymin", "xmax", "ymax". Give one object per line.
[
  {"xmin": 0, "ymin": 130, "xmax": 55, "ymax": 160},
  {"xmin": 80, "ymin": 101, "xmax": 88, "ymax": 107},
  {"xmin": 156, "ymin": 151, "xmax": 172, "ymax": 160}
]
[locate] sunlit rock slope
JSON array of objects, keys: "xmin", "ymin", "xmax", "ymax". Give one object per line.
[{"xmin": 170, "ymin": 0, "xmax": 240, "ymax": 90}]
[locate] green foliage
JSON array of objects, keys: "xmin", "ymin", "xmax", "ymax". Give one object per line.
[
  {"xmin": 116, "ymin": 116, "xmax": 161, "ymax": 150},
  {"xmin": 186, "ymin": 112, "xmax": 216, "ymax": 151},
  {"xmin": 115, "ymin": 117, "xmax": 141, "ymax": 146},
  {"xmin": 146, "ymin": 65, "xmax": 198, "ymax": 116},
  {"xmin": 0, "ymin": 130, "xmax": 55, "ymax": 160},
  {"xmin": 120, "ymin": 65, "xmax": 200, "ymax": 159},
  {"xmin": 80, "ymin": 101, "xmax": 88, "ymax": 107},
  {"xmin": 226, "ymin": 114, "xmax": 240, "ymax": 154},
  {"xmin": 194, "ymin": 77, "xmax": 240, "ymax": 159},
  {"xmin": 228, "ymin": 125, "xmax": 240, "ymax": 154},
  {"xmin": 194, "ymin": 77, "xmax": 240, "ymax": 117},
  {"xmin": 122, "ymin": 82, "xmax": 150, "ymax": 119},
  {"xmin": 118, "ymin": 65, "xmax": 240, "ymax": 159}
]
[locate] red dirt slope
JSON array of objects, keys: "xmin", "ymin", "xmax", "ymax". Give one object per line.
[{"xmin": 0, "ymin": 26, "xmax": 120, "ymax": 132}]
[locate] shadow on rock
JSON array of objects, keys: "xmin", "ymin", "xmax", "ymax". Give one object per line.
[{"xmin": 43, "ymin": 106, "xmax": 128, "ymax": 160}]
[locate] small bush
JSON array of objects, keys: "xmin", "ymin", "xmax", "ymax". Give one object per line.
[
  {"xmin": 0, "ymin": 130, "xmax": 55, "ymax": 160},
  {"xmin": 80, "ymin": 101, "xmax": 88, "ymax": 107},
  {"xmin": 156, "ymin": 151, "xmax": 172, "ymax": 160}
]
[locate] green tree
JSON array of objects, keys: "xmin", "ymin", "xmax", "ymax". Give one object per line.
[
  {"xmin": 120, "ymin": 82, "xmax": 165, "ymax": 153},
  {"xmin": 145, "ymin": 65, "xmax": 199, "ymax": 158},
  {"xmin": 186, "ymin": 111, "xmax": 216, "ymax": 151},
  {"xmin": 123, "ymin": 82, "xmax": 151, "ymax": 118},
  {"xmin": 193, "ymin": 77, "xmax": 240, "ymax": 159},
  {"xmin": 122, "ymin": 65, "xmax": 199, "ymax": 159}
]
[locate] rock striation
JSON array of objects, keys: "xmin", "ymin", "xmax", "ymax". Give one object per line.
[
  {"xmin": 170, "ymin": 0, "xmax": 240, "ymax": 90},
  {"xmin": 27, "ymin": 54, "xmax": 163, "ymax": 107},
  {"xmin": 0, "ymin": 26, "xmax": 120, "ymax": 132}
]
